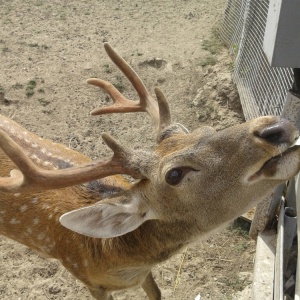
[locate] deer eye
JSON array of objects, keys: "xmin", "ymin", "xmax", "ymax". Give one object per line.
[{"xmin": 165, "ymin": 168, "xmax": 183, "ymax": 185}]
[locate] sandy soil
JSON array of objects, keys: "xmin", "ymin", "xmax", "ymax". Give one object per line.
[{"xmin": 0, "ymin": 1, "xmax": 255, "ymax": 299}]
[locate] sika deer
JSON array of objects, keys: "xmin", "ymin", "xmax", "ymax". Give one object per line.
[{"xmin": 0, "ymin": 43, "xmax": 299, "ymax": 300}]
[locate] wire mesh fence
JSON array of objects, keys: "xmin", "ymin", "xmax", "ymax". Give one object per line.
[
  {"xmin": 220, "ymin": 3, "xmax": 300, "ymax": 299},
  {"xmin": 220, "ymin": 0, "xmax": 294, "ymax": 120}
]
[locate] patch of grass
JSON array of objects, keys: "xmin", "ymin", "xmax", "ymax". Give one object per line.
[
  {"xmin": 42, "ymin": 109, "xmax": 53, "ymax": 115},
  {"xmin": 230, "ymin": 218, "xmax": 251, "ymax": 238},
  {"xmin": 12, "ymin": 83, "xmax": 23, "ymax": 89},
  {"xmin": 227, "ymin": 61, "xmax": 235, "ymax": 71},
  {"xmin": 113, "ymin": 76, "xmax": 125, "ymax": 92},
  {"xmin": 199, "ymin": 56, "xmax": 217, "ymax": 67},
  {"xmin": 38, "ymin": 98, "xmax": 50, "ymax": 106},
  {"xmin": 0, "ymin": 86, "xmax": 5, "ymax": 102},
  {"xmin": 25, "ymin": 80, "xmax": 37, "ymax": 97},
  {"xmin": 103, "ymin": 64, "xmax": 112, "ymax": 73},
  {"xmin": 27, "ymin": 43, "xmax": 49, "ymax": 50},
  {"xmin": 202, "ymin": 39, "xmax": 221, "ymax": 55},
  {"xmin": 199, "ymin": 27, "xmax": 224, "ymax": 67},
  {"xmin": 59, "ymin": 13, "xmax": 66, "ymax": 21},
  {"xmin": 235, "ymin": 242, "xmax": 248, "ymax": 252},
  {"xmin": 225, "ymin": 274, "xmax": 247, "ymax": 292},
  {"xmin": 202, "ymin": 27, "xmax": 223, "ymax": 55},
  {"xmin": 231, "ymin": 43, "xmax": 239, "ymax": 55},
  {"xmin": 28, "ymin": 43, "xmax": 39, "ymax": 48},
  {"xmin": 38, "ymin": 88, "xmax": 45, "ymax": 93}
]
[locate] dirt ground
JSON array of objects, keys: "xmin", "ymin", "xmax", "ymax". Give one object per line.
[{"xmin": 0, "ymin": 0, "xmax": 256, "ymax": 299}]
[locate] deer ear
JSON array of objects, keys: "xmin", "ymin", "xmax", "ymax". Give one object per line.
[{"xmin": 59, "ymin": 196, "xmax": 157, "ymax": 238}]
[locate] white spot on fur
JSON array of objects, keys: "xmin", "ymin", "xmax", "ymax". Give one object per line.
[
  {"xmin": 41, "ymin": 203, "xmax": 50, "ymax": 210},
  {"xmin": 20, "ymin": 205, "xmax": 28, "ymax": 213},
  {"xmin": 42, "ymin": 161, "xmax": 52, "ymax": 167},
  {"xmin": 26, "ymin": 227, "xmax": 33, "ymax": 234},
  {"xmin": 8, "ymin": 127, "xmax": 16, "ymax": 135},
  {"xmin": 83, "ymin": 259, "xmax": 89, "ymax": 267},
  {"xmin": 73, "ymin": 263, "xmax": 78, "ymax": 269},
  {"xmin": 32, "ymin": 197, "xmax": 38, "ymax": 204},
  {"xmin": 33, "ymin": 217, "xmax": 39, "ymax": 225},
  {"xmin": 10, "ymin": 218, "xmax": 21, "ymax": 224},
  {"xmin": 49, "ymin": 241, "xmax": 56, "ymax": 249},
  {"xmin": 15, "ymin": 133, "xmax": 22, "ymax": 140},
  {"xmin": 40, "ymin": 148, "xmax": 47, "ymax": 154},
  {"xmin": 30, "ymin": 154, "xmax": 38, "ymax": 161},
  {"xmin": 40, "ymin": 245, "xmax": 52, "ymax": 253},
  {"xmin": 14, "ymin": 193, "xmax": 21, "ymax": 197},
  {"xmin": 37, "ymin": 233, "xmax": 46, "ymax": 241},
  {"xmin": 31, "ymin": 143, "xmax": 38, "ymax": 148}
]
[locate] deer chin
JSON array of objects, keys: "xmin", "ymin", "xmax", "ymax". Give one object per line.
[{"xmin": 247, "ymin": 144, "xmax": 300, "ymax": 182}]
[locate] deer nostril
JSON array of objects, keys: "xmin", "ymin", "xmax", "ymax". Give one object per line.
[
  {"xmin": 255, "ymin": 120, "xmax": 293, "ymax": 145},
  {"xmin": 259, "ymin": 125, "xmax": 284, "ymax": 143}
]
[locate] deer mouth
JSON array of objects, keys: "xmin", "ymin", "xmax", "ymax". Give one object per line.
[{"xmin": 248, "ymin": 139, "xmax": 300, "ymax": 181}]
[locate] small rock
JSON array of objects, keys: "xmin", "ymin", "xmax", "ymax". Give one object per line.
[
  {"xmin": 163, "ymin": 275, "xmax": 172, "ymax": 284},
  {"xmin": 49, "ymin": 284, "xmax": 61, "ymax": 294},
  {"xmin": 83, "ymin": 63, "xmax": 92, "ymax": 70},
  {"xmin": 157, "ymin": 78, "xmax": 166, "ymax": 84},
  {"xmin": 139, "ymin": 58, "xmax": 167, "ymax": 69},
  {"xmin": 238, "ymin": 271, "xmax": 253, "ymax": 282}
]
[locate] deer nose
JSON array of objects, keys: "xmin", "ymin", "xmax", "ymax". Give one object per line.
[{"xmin": 255, "ymin": 119, "xmax": 297, "ymax": 145}]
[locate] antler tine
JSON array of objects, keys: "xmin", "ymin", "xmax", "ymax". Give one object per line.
[
  {"xmin": 104, "ymin": 42, "xmax": 151, "ymax": 104},
  {"xmin": 88, "ymin": 78, "xmax": 144, "ymax": 114},
  {"xmin": 154, "ymin": 87, "xmax": 171, "ymax": 134},
  {"xmin": 0, "ymin": 130, "xmax": 143, "ymax": 193},
  {"xmin": 88, "ymin": 43, "xmax": 172, "ymax": 137}
]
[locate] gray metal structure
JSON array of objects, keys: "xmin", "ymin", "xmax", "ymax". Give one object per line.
[
  {"xmin": 220, "ymin": 0, "xmax": 294, "ymax": 120},
  {"xmin": 220, "ymin": 0, "xmax": 300, "ymax": 299}
]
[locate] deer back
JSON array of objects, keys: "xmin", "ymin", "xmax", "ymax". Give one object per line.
[{"xmin": 0, "ymin": 114, "xmax": 138, "ymax": 289}]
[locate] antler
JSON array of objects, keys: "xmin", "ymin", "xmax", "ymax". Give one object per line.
[
  {"xmin": 88, "ymin": 43, "xmax": 171, "ymax": 139},
  {"xmin": 0, "ymin": 130, "xmax": 149, "ymax": 193},
  {"xmin": 0, "ymin": 43, "xmax": 169, "ymax": 194}
]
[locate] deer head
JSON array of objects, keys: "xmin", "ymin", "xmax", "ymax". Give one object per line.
[
  {"xmin": 58, "ymin": 44, "xmax": 300, "ymax": 240},
  {"xmin": 59, "ymin": 119, "xmax": 299, "ymax": 240}
]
